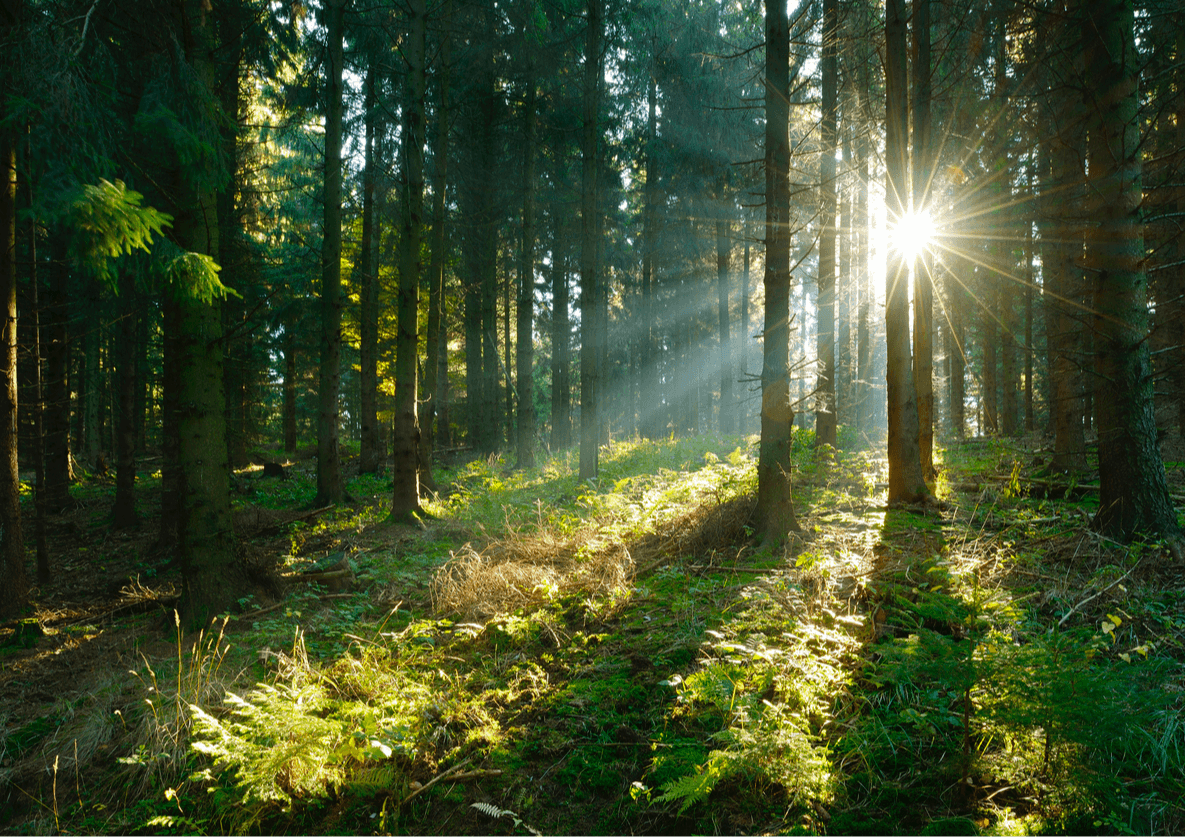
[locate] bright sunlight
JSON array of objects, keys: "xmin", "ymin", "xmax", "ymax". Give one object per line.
[{"xmin": 891, "ymin": 209, "xmax": 936, "ymax": 263}]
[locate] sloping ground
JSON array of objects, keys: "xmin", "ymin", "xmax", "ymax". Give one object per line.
[{"xmin": 2, "ymin": 434, "xmax": 1184, "ymax": 835}]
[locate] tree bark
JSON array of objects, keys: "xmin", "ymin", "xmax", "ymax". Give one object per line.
[
  {"xmin": 911, "ymin": 0, "xmax": 934, "ymax": 473},
  {"xmin": 316, "ymin": 0, "xmax": 345, "ymax": 506},
  {"xmin": 358, "ymin": 54, "xmax": 383, "ymax": 475},
  {"xmin": 1083, "ymin": 0, "xmax": 1181, "ymax": 542},
  {"xmin": 516, "ymin": 57, "xmax": 538, "ymax": 469},
  {"xmin": 814, "ymin": 0, "xmax": 838, "ymax": 450},
  {"xmin": 113, "ymin": 267, "xmax": 138, "ymax": 528},
  {"xmin": 716, "ymin": 213, "xmax": 733, "ymax": 435},
  {"xmin": 578, "ymin": 0, "xmax": 602, "ymax": 481},
  {"xmin": 1042, "ymin": 63, "xmax": 1088, "ymax": 473},
  {"xmin": 283, "ymin": 308, "xmax": 297, "ymax": 454},
  {"xmin": 884, "ymin": 0, "xmax": 928, "ymax": 503},
  {"xmin": 550, "ymin": 213, "xmax": 571, "ymax": 449},
  {"xmin": 44, "ymin": 231, "xmax": 72, "ymax": 511},
  {"xmin": 0, "ymin": 109, "xmax": 25, "ymax": 621},
  {"xmin": 756, "ymin": 0, "xmax": 800, "ymax": 541},
  {"xmin": 392, "ymin": 0, "xmax": 427, "ymax": 517},
  {"xmin": 641, "ymin": 70, "xmax": 658, "ymax": 439},
  {"xmin": 854, "ymin": 22, "xmax": 872, "ymax": 437},
  {"xmin": 174, "ymin": 0, "xmax": 252, "ymax": 626},
  {"xmin": 424, "ymin": 1, "xmax": 451, "ymax": 466}
]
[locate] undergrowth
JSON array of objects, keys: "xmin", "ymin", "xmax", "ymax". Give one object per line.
[{"xmin": 5, "ymin": 429, "xmax": 1185, "ymax": 835}]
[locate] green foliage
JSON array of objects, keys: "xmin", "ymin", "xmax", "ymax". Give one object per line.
[
  {"xmin": 67, "ymin": 179, "xmax": 171, "ymax": 284},
  {"xmin": 163, "ymin": 248, "xmax": 238, "ymax": 303},
  {"xmin": 645, "ymin": 591, "xmax": 846, "ymax": 822}
]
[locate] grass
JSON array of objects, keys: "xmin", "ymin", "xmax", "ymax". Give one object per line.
[{"xmin": 3, "ymin": 431, "xmax": 1185, "ymax": 834}]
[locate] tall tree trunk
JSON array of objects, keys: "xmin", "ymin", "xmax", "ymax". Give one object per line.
[
  {"xmin": 884, "ymin": 0, "xmax": 928, "ymax": 503},
  {"xmin": 392, "ymin": 0, "xmax": 426, "ymax": 517},
  {"xmin": 815, "ymin": 0, "xmax": 838, "ymax": 449},
  {"xmin": 1176, "ymin": 33, "xmax": 1185, "ymax": 439},
  {"xmin": 44, "ymin": 231, "xmax": 72, "ymax": 510},
  {"xmin": 504, "ymin": 251, "xmax": 514, "ymax": 449},
  {"xmin": 1083, "ymin": 0, "xmax": 1180, "ymax": 542},
  {"xmin": 81, "ymin": 286, "xmax": 101, "ymax": 462},
  {"xmin": 741, "ymin": 220, "xmax": 751, "ymax": 432},
  {"xmin": 424, "ymin": 2, "xmax": 451, "ymax": 466},
  {"xmin": 1042, "ymin": 81, "xmax": 1088, "ymax": 473},
  {"xmin": 23, "ymin": 190, "xmax": 47, "ymax": 582},
  {"xmin": 463, "ymin": 23, "xmax": 499, "ymax": 454},
  {"xmin": 947, "ymin": 272, "xmax": 966, "ymax": 438},
  {"xmin": 0, "ymin": 108, "xmax": 25, "ymax": 620},
  {"xmin": 316, "ymin": 0, "xmax": 345, "ymax": 505},
  {"xmin": 716, "ymin": 213, "xmax": 733, "ymax": 435},
  {"xmin": 159, "ymin": 295, "xmax": 180, "ymax": 552},
  {"xmin": 855, "ymin": 28, "xmax": 872, "ymax": 437},
  {"xmin": 550, "ymin": 217, "xmax": 571, "ymax": 449},
  {"xmin": 174, "ymin": 1, "xmax": 252, "ymax": 626},
  {"xmin": 911, "ymin": 0, "xmax": 934, "ymax": 472},
  {"xmin": 578, "ymin": 0, "xmax": 602, "ymax": 481},
  {"xmin": 113, "ymin": 268, "xmax": 138, "ymax": 528},
  {"xmin": 1023, "ymin": 166, "xmax": 1035, "ymax": 433},
  {"xmin": 283, "ymin": 311, "xmax": 297, "ymax": 454},
  {"xmin": 641, "ymin": 71, "xmax": 658, "ymax": 439},
  {"xmin": 756, "ymin": 0, "xmax": 800, "ymax": 540},
  {"xmin": 358, "ymin": 55, "xmax": 383, "ymax": 475},
  {"xmin": 516, "ymin": 61, "xmax": 537, "ymax": 468}
]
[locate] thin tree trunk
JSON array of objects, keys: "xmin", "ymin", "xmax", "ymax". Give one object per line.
[
  {"xmin": 1024, "ymin": 168, "xmax": 1034, "ymax": 433},
  {"xmin": 424, "ymin": 1, "xmax": 451, "ymax": 465},
  {"xmin": 641, "ymin": 71, "xmax": 658, "ymax": 439},
  {"xmin": 159, "ymin": 295, "xmax": 180, "ymax": 552},
  {"xmin": 911, "ymin": 0, "xmax": 934, "ymax": 472},
  {"xmin": 716, "ymin": 214, "xmax": 733, "ymax": 435},
  {"xmin": 504, "ymin": 252, "xmax": 514, "ymax": 450},
  {"xmin": 815, "ymin": 0, "xmax": 838, "ymax": 449},
  {"xmin": 44, "ymin": 235, "xmax": 72, "ymax": 511},
  {"xmin": 113, "ymin": 269, "xmax": 138, "ymax": 528},
  {"xmin": 551, "ymin": 218, "xmax": 571, "ymax": 449},
  {"xmin": 283, "ymin": 313, "xmax": 297, "ymax": 454},
  {"xmin": 578, "ymin": 0, "xmax": 602, "ymax": 481},
  {"xmin": 0, "ymin": 120, "xmax": 25, "ymax": 619},
  {"xmin": 855, "ymin": 29, "xmax": 872, "ymax": 438},
  {"xmin": 316, "ymin": 0, "xmax": 345, "ymax": 505},
  {"xmin": 741, "ymin": 220, "xmax": 751, "ymax": 433},
  {"xmin": 358, "ymin": 55, "xmax": 383, "ymax": 475},
  {"xmin": 948, "ymin": 282, "xmax": 965, "ymax": 438},
  {"xmin": 516, "ymin": 61, "xmax": 537, "ymax": 468}
]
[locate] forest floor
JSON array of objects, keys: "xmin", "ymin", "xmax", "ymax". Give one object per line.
[{"xmin": 2, "ymin": 430, "xmax": 1185, "ymax": 835}]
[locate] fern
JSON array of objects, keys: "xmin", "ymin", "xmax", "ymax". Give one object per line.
[
  {"xmin": 471, "ymin": 802, "xmax": 542, "ymax": 835},
  {"xmin": 656, "ymin": 750, "xmax": 738, "ymax": 814},
  {"xmin": 189, "ymin": 678, "xmax": 411, "ymax": 830}
]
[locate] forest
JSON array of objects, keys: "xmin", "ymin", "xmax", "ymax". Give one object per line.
[{"xmin": 1, "ymin": 0, "xmax": 1185, "ymax": 833}]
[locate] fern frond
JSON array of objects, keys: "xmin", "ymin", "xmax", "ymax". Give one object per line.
[
  {"xmin": 471, "ymin": 801, "xmax": 514, "ymax": 819},
  {"xmin": 656, "ymin": 751, "xmax": 737, "ymax": 814}
]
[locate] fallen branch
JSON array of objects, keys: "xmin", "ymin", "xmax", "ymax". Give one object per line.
[
  {"xmin": 399, "ymin": 759, "xmax": 503, "ymax": 806},
  {"xmin": 1055, "ymin": 557, "xmax": 1142, "ymax": 630}
]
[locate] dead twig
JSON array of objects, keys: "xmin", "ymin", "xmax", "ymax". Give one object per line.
[
  {"xmin": 1054, "ymin": 557, "xmax": 1142, "ymax": 630},
  {"xmin": 398, "ymin": 758, "xmax": 502, "ymax": 806}
]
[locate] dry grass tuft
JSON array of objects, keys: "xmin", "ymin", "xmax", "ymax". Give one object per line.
[
  {"xmin": 631, "ymin": 494, "xmax": 756, "ymax": 574},
  {"xmin": 432, "ymin": 495, "xmax": 757, "ymax": 620},
  {"xmin": 431, "ymin": 535, "xmax": 634, "ymax": 620}
]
